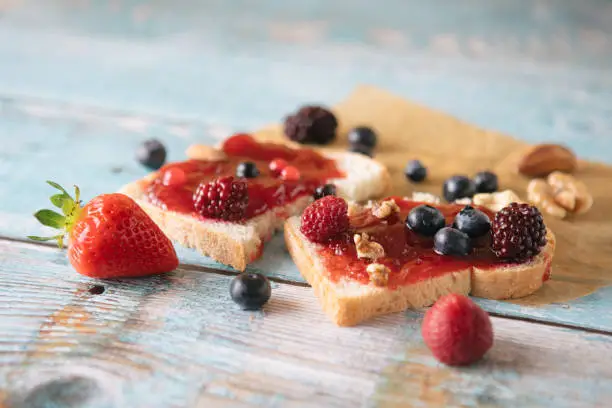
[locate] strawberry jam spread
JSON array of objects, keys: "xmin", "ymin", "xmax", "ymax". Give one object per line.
[
  {"xmin": 143, "ymin": 134, "xmax": 344, "ymax": 221},
  {"xmin": 319, "ymin": 198, "xmax": 520, "ymax": 289}
]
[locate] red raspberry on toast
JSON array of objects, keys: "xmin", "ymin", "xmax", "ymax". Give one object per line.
[
  {"xmin": 421, "ymin": 293, "xmax": 493, "ymax": 366},
  {"xmin": 300, "ymin": 196, "xmax": 349, "ymax": 243},
  {"xmin": 29, "ymin": 181, "xmax": 178, "ymax": 278}
]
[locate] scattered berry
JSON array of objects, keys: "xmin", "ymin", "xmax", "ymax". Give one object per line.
[
  {"xmin": 422, "ymin": 294, "xmax": 493, "ymax": 366},
  {"xmin": 404, "ymin": 160, "xmax": 427, "ymax": 183},
  {"xmin": 452, "ymin": 206, "xmax": 491, "ymax": 238},
  {"xmin": 193, "ymin": 176, "xmax": 249, "ymax": 221},
  {"xmin": 284, "ymin": 105, "xmax": 338, "ymax": 145},
  {"xmin": 405, "ymin": 205, "xmax": 446, "ymax": 237},
  {"xmin": 491, "ymin": 203, "xmax": 547, "ymax": 261},
  {"xmin": 280, "ymin": 166, "xmax": 301, "ymax": 181},
  {"xmin": 348, "ymin": 144, "xmax": 373, "ymax": 157},
  {"xmin": 473, "ymin": 171, "xmax": 498, "ymax": 193},
  {"xmin": 161, "ymin": 168, "xmax": 187, "ymax": 187},
  {"xmin": 443, "ymin": 175, "xmax": 476, "ymax": 202},
  {"xmin": 269, "ymin": 158, "xmax": 289, "ymax": 174},
  {"xmin": 348, "ymin": 126, "xmax": 377, "ymax": 149},
  {"xmin": 236, "ymin": 162, "xmax": 260, "ymax": 179},
  {"xmin": 29, "ymin": 181, "xmax": 178, "ymax": 278},
  {"xmin": 136, "ymin": 139, "xmax": 167, "ymax": 170},
  {"xmin": 434, "ymin": 227, "xmax": 472, "ymax": 256},
  {"xmin": 230, "ymin": 273, "xmax": 272, "ymax": 310},
  {"xmin": 314, "ymin": 184, "xmax": 337, "ymax": 200},
  {"xmin": 300, "ymin": 196, "xmax": 349, "ymax": 243}
]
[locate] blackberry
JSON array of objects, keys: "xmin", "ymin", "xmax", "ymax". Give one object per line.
[
  {"xmin": 491, "ymin": 203, "xmax": 547, "ymax": 261},
  {"xmin": 283, "ymin": 105, "xmax": 338, "ymax": 145}
]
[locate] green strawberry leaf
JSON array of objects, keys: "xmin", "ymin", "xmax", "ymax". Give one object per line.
[
  {"xmin": 50, "ymin": 193, "xmax": 68, "ymax": 208},
  {"xmin": 27, "ymin": 234, "xmax": 63, "ymax": 242},
  {"xmin": 46, "ymin": 180, "xmax": 70, "ymax": 196},
  {"xmin": 33, "ymin": 209, "xmax": 66, "ymax": 229}
]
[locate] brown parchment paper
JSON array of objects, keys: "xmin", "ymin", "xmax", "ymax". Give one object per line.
[{"xmin": 255, "ymin": 85, "xmax": 612, "ymax": 305}]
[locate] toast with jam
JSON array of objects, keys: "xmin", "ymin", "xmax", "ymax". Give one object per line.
[
  {"xmin": 284, "ymin": 196, "xmax": 555, "ymax": 326},
  {"xmin": 119, "ymin": 133, "xmax": 390, "ymax": 271}
]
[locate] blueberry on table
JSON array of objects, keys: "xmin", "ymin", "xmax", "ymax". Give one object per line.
[
  {"xmin": 314, "ymin": 184, "xmax": 337, "ymax": 200},
  {"xmin": 236, "ymin": 161, "xmax": 260, "ymax": 178},
  {"xmin": 434, "ymin": 227, "xmax": 472, "ymax": 256},
  {"xmin": 404, "ymin": 160, "xmax": 427, "ymax": 183},
  {"xmin": 452, "ymin": 205, "xmax": 491, "ymax": 238},
  {"xmin": 136, "ymin": 139, "xmax": 167, "ymax": 170},
  {"xmin": 348, "ymin": 126, "xmax": 377, "ymax": 149},
  {"xmin": 405, "ymin": 204, "xmax": 446, "ymax": 237},
  {"xmin": 473, "ymin": 171, "xmax": 498, "ymax": 193},
  {"xmin": 348, "ymin": 144, "xmax": 374, "ymax": 157},
  {"xmin": 443, "ymin": 175, "xmax": 476, "ymax": 202},
  {"xmin": 230, "ymin": 273, "xmax": 272, "ymax": 310}
]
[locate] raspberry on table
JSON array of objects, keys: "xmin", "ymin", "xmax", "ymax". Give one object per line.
[
  {"xmin": 284, "ymin": 105, "xmax": 338, "ymax": 145},
  {"xmin": 421, "ymin": 294, "xmax": 493, "ymax": 366},
  {"xmin": 491, "ymin": 202, "xmax": 547, "ymax": 261},
  {"xmin": 300, "ymin": 196, "xmax": 349, "ymax": 243},
  {"xmin": 193, "ymin": 176, "xmax": 249, "ymax": 221}
]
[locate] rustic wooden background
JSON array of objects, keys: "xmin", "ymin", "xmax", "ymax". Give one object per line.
[{"xmin": 1, "ymin": 0, "xmax": 611, "ymax": 407}]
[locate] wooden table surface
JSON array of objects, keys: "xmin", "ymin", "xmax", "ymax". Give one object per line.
[{"xmin": 1, "ymin": 1, "xmax": 612, "ymax": 407}]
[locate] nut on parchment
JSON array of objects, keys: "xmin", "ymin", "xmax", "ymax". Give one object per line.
[
  {"xmin": 186, "ymin": 144, "xmax": 227, "ymax": 161},
  {"xmin": 408, "ymin": 192, "xmax": 441, "ymax": 205},
  {"xmin": 472, "ymin": 190, "xmax": 525, "ymax": 213},
  {"xmin": 527, "ymin": 179, "xmax": 568, "ymax": 219},
  {"xmin": 354, "ymin": 233, "xmax": 385, "ymax": 260},
  {"xmin": 547, "ymin": 171, "xmax": 593, "ymax": 215},
  {"xmin": 366, "ymin": 263, "xmax": 390, "ymax": 287},
  {"xmin": 518, "ymin": 143, "xmax": 577, "ymax": 177}
]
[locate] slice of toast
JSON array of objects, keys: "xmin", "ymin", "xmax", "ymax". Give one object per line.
[
  {"xmin": 284, "ymin": 199, "xmax": 556, "ymax": 326},
  {"xmin": 119, "ymin": 141, "xmax": 390, "ymax": 271}
]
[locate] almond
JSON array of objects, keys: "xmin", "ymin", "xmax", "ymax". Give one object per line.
[{"xmin": 517, "ymin": 144, "xmax": 577, "ymax": 177}]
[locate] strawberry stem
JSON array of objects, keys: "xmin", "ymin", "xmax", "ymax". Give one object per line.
[{"xmin": 28, "ymin": 181, "xmax": 83, "ymax": 248}]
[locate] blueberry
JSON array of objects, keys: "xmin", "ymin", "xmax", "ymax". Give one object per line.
[
  {"xmin": 348, "ymin": 126, "xmax": 377, "ymax": 149},
  {"xmin": 434, "ymin": 227, "xmax": 472, "ymax": 256},
  {"xmin": 473, "ymin": 171, "xmax": 498, "ymax": 193},
  {"xmin": 236, "ymin": 161, "xmax": 260, "ymax": 178},
  {"xmin": 405, "ymin": 205, "xmax": 446, "ymax": 237},
  {"xmin": 314, "ymin": 184, "xmax": 336, "ymax": 200},
  {"xmin": 230, "ymin": 273, "xmax": 272, "ymax": 310},
  {"xmin": 349, "ymin": 144, "xmax": 374, "ymax": 157},
  {"xmin": 136, "ymin": 139, "xmax": 167, "ymax": 170},
  {"xmin": 404, "ymin": 160, "xmax": 427, "ymax": 183},
  {"xmin": 443, "ymin": 175, "xmax": 476, "ymax": 202},
  {"xmin": 452, "ymin": 205, "xmax": 491, "ymax": 238}
]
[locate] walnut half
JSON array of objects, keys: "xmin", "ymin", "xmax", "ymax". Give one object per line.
[
  {"xmin": 354, "ymin": 233, "xmax": 385, "ymax": 260},
  {"xmin": 371, "ymin": 199, "xmax": 400, "ymax": 219}
]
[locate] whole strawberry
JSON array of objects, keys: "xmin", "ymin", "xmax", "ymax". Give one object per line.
[
  {"xmin": 29, "ymin": 181, "xmax": 178, "ymax": 278},
  {"xmin": 421, "ymin": 294, "xmax": 493, "ymax": 366}
]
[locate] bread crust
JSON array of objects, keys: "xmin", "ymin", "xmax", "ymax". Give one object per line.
[{"xmin": 284, "ymin": 216, "xmax": 556, "ymax": 326}]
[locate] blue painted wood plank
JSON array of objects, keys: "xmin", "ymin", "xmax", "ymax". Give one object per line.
[
  {"xmin": 0, "ymin": 1, "xmax": 611, "ymax": 162},
  {"xmin": 1, "ymin": 240, "xmax": 612, "ymax": 407}
]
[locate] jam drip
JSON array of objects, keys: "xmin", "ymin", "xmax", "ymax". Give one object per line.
[
  {"xmin": 319, "ymin": 198, "xmax": 522, "ymax": 289},
  {"xmin": 143, "ymin": 134, "xmax": 344, "ymax": 221}
]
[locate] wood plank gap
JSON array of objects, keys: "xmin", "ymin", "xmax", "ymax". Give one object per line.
[
  {"xmin": 487, "ymin": 311, "xmax": 612, "ymax": 336},
  {"xmin": 0, "ymin": 236, "xmax": 310, "ymax": 288}
]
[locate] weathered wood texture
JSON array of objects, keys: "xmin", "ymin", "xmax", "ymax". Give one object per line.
[
  {"xmin": 2, "ymin": 87, "xmax": 612, "ymax": 333},
  {"xmin": 1, "ymin": 240, "xmax": 611, "ymax": 408}
]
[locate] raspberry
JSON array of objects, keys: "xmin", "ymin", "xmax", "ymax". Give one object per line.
[
  {"xmin": 491, "ymin": 202, "xmax": 547, "ymax": 261},
  {"xmin": 300, "ymin": 196, "xmax": 349, "ymax": 243},
  {"xmin": 193, "ymin": 176, "xmax": 249, "ymax": 221},
  {"xmin": 284, "ymin": 105, "xmax": 338, "ymax": 145},
  {"xmin": 422, "ymin": 294, "xmax": 493, "ymax": 366}
]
